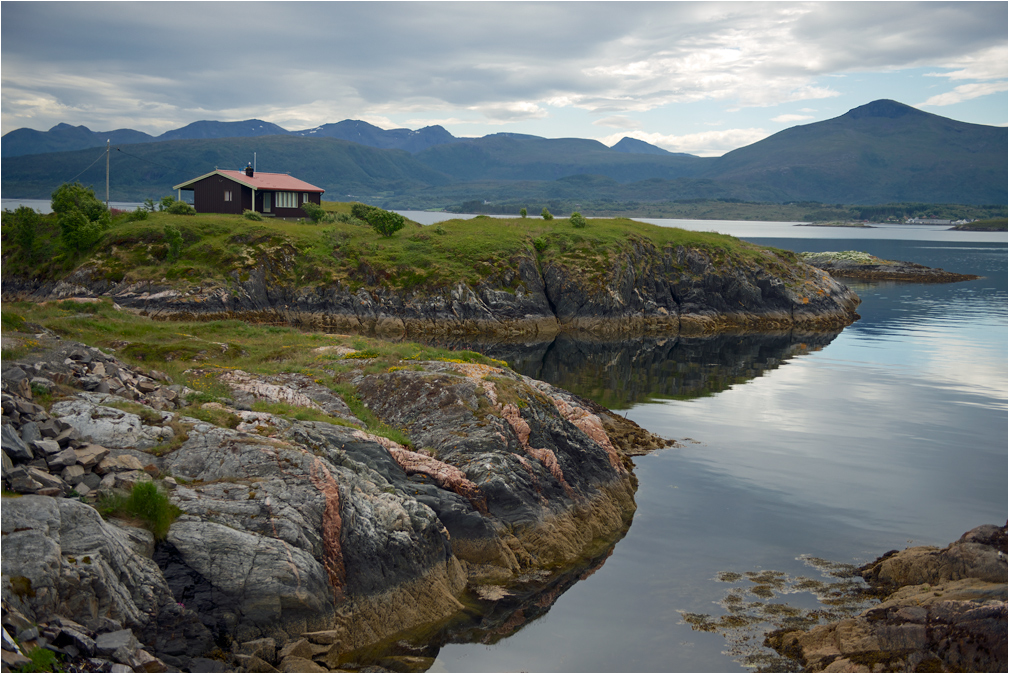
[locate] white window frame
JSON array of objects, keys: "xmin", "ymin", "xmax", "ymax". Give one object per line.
[
  {"xmin": 224, "ymin": 190, "xmax": 233, "ymax": 202},
  {"xmin": 276, "ymin": 192, "xmax": 298, "ymax": 209}
]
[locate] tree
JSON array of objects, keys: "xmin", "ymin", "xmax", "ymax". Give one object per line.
[
  {"xmin": 51, "ymin": 182, "xmax": 110, "ymax": 252},
  {"xmin": 541, "ymin": 208, "xmax": 553, "ymax": 220},
  {"xmin": 569, "ymin": 211, "xmax": 587, "ymax": 228},
  {"xmin": 164, "ymin": 225, "xmax": 183, "ymax": 261},
  {"xmin": 159, "ymin": 195, "xmax": 176, "ymax": 211},
  {"xmin": 368, "ymin": 209, "xmax": 406, "ymax": 237},
  {"xmin": 520, "ymin": 207, "xmax": 527, "ymax": 218},
  {"xmin": 11, "ymin": 206, "xmax": 39, "ymax": 260}
]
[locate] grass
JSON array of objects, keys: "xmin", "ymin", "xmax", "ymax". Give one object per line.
[
  {"xmin": 16, "ymin": 646, "xmax": 61, "ymax": 673},
  {"xmin": 97, "ymin": 481, "xmax": 182, "ymax": 540}
]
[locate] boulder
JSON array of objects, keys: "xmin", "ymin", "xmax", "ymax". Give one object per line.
[
  {"xmin": 2, "ymin": 423, "xmax": 33, "ymax": 461},
  {"xmin": 50, "ymin": 399, "xmax": 169, "ymax": 450}
]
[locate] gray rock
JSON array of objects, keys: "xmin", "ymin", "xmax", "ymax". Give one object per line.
[
  {"xmin": 37, "ymin": 419, "xmax": 62, "ymax": 438},
  {"xmin": 6, "ymin": 466, "xmax": 43, "ymax": 492},
  {"xmin": 51, "ymin": 399, "xmax": 169, "ymax": 450},
  {"xmin": 46, "ymin": 447, "xmax": 80, "ymax": 472},
  {"xmin": 3, "ymin": 423, "xmax": 33, "ymax": 461},
  {"xmin": 31, "ymin": 438, "xmax": 61, "ymax": 455},
  {"xmin": 1, "ymin": 449, "xmax": 13, "ymax": 476},
  {"xmin": 19, "ymin": 421, "xmax": 42, "ymax": 446},
  {"xmin": 27, "ymin": 467, "xmax": 67, "ymax": 494},
  {"xmin": 61, "ymin": 464, "xmax": 86, "ymax": 485}
]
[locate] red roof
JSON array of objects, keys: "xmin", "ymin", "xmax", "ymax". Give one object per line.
[{"xmin": 174, "ymin": 169, "xmax": 324, "ymax": 193}]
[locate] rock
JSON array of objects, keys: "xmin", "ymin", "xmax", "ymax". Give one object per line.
[
  {"xmin": 26, "ymin": 466, "xmax": 67, "ymax": 494},
  {"xmin": 277, "ymin": 638, "xmax": 316, "ymax": 660},
  {"xmin": 278, "ymin": 655, "xmax": 328, "ymax": 673},
  {"xmin": 46, "ymin": 447, "xmax": 80, "ymax": 472},
  {"xmin": 98, "ymin": 454, "xmax": 147, "ymax": 474},
  {"xmin": 30, "ymin": 438, "xmax": 61, "ymax": 456},
  {"xmin": 233, "ymin": 653, "xmax": 280, "ymax": 673},
  {"xmin": 2, "ymin": 423, "xmax": 33, "ymax": 461},
  {"xmin": 237, "ymin": 637, "xmax": 277, "ymax": 662},
  {"xmin": 96, "ymin": 630, "xmax": 142, "ymax": 657},
  {"xmin": 127, "ymin": 648, "xmax": 167, "ymax": 672},
  {"xmin": 75, "ymin": 444, "xmax": 111, "ymax": 469},
  {"xmin": 51, "ymin": 399, "xmax": 169, "ymax": 450},
  {"xmin": 19, "ymin": 421, "xmax": 43, "ymax": 448},
  {"xmin": 769, "ymin": 525, "xmax": 1009, "ymax": 672},
  {"xmin": 61, "ymin": 464, "xmax": 86, "ymax": 485},
  {"xmin": 0, "ymin": 648, "xmax": 31, "ymax": 668}
]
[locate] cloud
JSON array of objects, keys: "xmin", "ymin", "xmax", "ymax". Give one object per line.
[
  {"xmin": 771, "ymin": 114, "xmax": 815, "ymax": 123},
  {"xmin": 597, "ymin": 127, "xmax": 770, "ymax": 157},
  {"xmin": 592, "ymin": 116, "xmax": 642, "ymax": 130},
  {"xmin": 919, "ymin": 81, "xmax": 1009, "ymax": 107},
  {"xmin": 1, "ymin": 2, "xmax": 1006, "ymax": 136}
]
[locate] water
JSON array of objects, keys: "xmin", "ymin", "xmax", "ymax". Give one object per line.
[{"xmin": 425, "ymin": 222, "xmax": 1007, "ymax": 672}]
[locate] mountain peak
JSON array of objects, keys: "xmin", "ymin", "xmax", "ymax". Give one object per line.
[{"xmin": 844, "ymin": 99, "xmax": 924, "ymax": 120}]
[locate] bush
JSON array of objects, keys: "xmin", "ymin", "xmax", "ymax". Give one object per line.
[
  {"xmin": 130, "ymin": 207, "xmax": 150, "ymax": 221},
  {"xmin": 351, "ymin": 203, "xmax": 406, "ymax": 237},
  {"xmin": 533, "ymin": 236, "xmax": 547, "ymax": 252},
  {"xmin": 301, "ymin": 202, "xmax": 325, "ymax": 223},
  {"xmin": 520, "ymin": 207, "xmax": 527, "ymax": 218},
  {"xmin": 541, "ymin": 208, "xmax": 553, "ymax": 220},
  {"xmin": 570, "ymin": 211, "xmax": 587, "ymax": 228},
  {"xmin": 165, "ymin": 201, "xmax": 195, "ymax": 215},
  {"xmin": 11, "ymin": 205, "xmax": 39, "ymax": 259},
  {"xmin": 243, "ymin": 209, "xmax": 263, "ymax": 221},
  {"xmin": 159, "ymin": 195, "xmax": 176, "ymax": 211},
  {"xmin": 51, "ymin": 182, "xmax": 111, "ymax": 252},
  {"xmin": 164, "ymin": 225, "xmax": 183, "ymax": 260}
]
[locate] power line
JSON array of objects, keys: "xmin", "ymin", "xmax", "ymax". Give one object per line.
[
  {"xmin": 115, "ymin": 147, "xmax": 178, "ymax": 171},
  {"xmin": 65, "ymin": 148, "xmax": 108, "ymax": 184}
]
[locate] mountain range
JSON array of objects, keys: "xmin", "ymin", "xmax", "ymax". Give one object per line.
[{"xmin": 2, "ymin": 100, "xmax": 1005, "ymax": 207}]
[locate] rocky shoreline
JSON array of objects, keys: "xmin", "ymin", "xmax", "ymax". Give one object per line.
[
  {"xmin": 802, "ymin": 252, "xmax": 980, "ymax": 283},
  {"xmin": 767, "ymin": 524, "xmax": 1007, "ymax": 672},
  {"xmin": 2, "ymin": 243, "xmax": 861, "ymax": 338},
  {"xmin": 2, "ymin": 328, "xmax": 665, "ymax": 672}
]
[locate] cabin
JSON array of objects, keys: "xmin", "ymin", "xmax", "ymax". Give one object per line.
[{"xmin": 173, "ymin": 166, "xmax": 324, "ymax": 217}]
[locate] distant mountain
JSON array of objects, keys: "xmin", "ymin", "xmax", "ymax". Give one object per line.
[
  {"xmin": 413, "ymin": 133, "xmax": 706, "ymax": 183},
  {"xmin": 2, "ymin": 100, "xmax": 1005, "ymax": 206},
  {"xmin": 291, "ymin": 120, "xmax": 458, "ymax": 154},
  {"xmin": 1, "ymin": 135, "xmax": 452, "ymax": 201},
  {"xmin": 156, "ymin": 119, "xmax": 289, "ymax": 141},
  {"xmin": 610, "ymin": 137, "xmax": 671, "ymax": 155},
  {"xmin": 701, "ymin": 100, "xmax": 1007, "ymax": 205},
  {"xmin": 1, "ymin": 123, "xmax": 155, "ymax": 158}
]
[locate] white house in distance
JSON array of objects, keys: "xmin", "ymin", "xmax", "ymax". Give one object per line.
[{"xmin": 173, "ymin": 165, "xmax": 324, "ymax": 217}]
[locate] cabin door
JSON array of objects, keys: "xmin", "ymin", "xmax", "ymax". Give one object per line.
[{"xmin": 263, "ymin": 192, "xmax": 272, "ymax": 212}]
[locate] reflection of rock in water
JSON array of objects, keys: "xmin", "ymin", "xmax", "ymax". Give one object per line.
[
  {"xmin": 332, "ymin": 541, "xmax": 621, "ymax": 671},
  {"xmin": 423, "ymin": 331, "xmax": 842, "ymax": 410}
]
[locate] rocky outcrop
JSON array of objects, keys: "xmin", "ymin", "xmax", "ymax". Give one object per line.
[
  {"xmin": 3, "ymin": 242, "xmax": 861, "ymax": 338},
  {"xmin": 2, "ymin": 333, "xmax": 662, "ymax": 671},
  {"xmin": 767, "ymin": 525, "xmax": 1008, "ymax": 672},
  {"xmin": 803, "ymin": 251, "xmax": 980, "ymax": 282}
]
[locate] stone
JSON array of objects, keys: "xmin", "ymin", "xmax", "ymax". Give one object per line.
[
  {"xmin": 7, "ymin": 467, "xmax": 43, "ymax": 493},
  {"xmin": 52, "ymin": 399, "xmax": 168, "ymax": 450},
  {"xmin": 278, "ymin": 655, "xmax": 328, "ymax": 673},
  {"xmin": 37, "ymin": 419, "xmax": 62, "ymax": 438},
  {"xmin": 54, "ymin": 627, "xmax": 96, "ymax": 657},
  {"xmin": 277, "ymin": 638, "xmax": 315, "ymax": 660},
  {"xmin": 233, "ymin": 654, "xmax": 280, "ymax": 673},
  {"xmin": 14, "ymin": 399, "xmax": 44, "ymax": 416},
  {"xmin": 98, "ymin": 454, "xmax": 146, "ymax": 473},
  {"xmin": 1, "ymin": 449, "xmax": 13, "ymax": 476},
  {"xmin": 127, "ymin": 648, "xmax": 167, "ymax": 672},
  {"xmin": 2, "ymin": 423, "xmax": 33, "ymax": 461},
  {"xmin": 75, "ymin": 444, "xmax": 110, "ymax": 469},
  {"xmin": 61, "ymin": 464, "xmax": 86, "ymax": 485},
  {"xmin": 75, "ymin": 482, "xmax": 93, "ymax": 497},
  {"xmin": 54, "ymin": 426, "xmax": 79, "ymax": 447},
  {"xmin": 27, "ymin": 466, "xmax": 67, "ymax": 493},
  {"xmin": 19, "ymin": 421, "xmax": 43, "ymax": 446},
  {"xmin": 46, "ymin": 447, "xmax": 80, "ymax": 472},
  {"xmin": 82, "ymin": 472, "xmax": 102, "ymax": 490},
  {"xmin": 91, "ymin": 362, "xmax": 107, "ymax": 377},
  {"xmin": 31, "ymin": 438, "xmax": 61, "ymax": 455},
  {"xmin": 0, "ymin": 649, "xmax": 31, "ymax": 668},
  {"xmin": 95, "ymin": 629, "xmax": 141, "ymax": 657},
  {"xmin": 237, "ymin": 637, "xmax": 276, "ymax": 662}
]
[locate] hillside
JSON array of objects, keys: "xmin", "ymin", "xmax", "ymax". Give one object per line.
[
  {"xmin": 2, "ymin": 100, "xmax": 1005, "ymax": 206},
  {"xmin": 1, "ymin": 135, "xmax": 453, "ymax": 201},
  {"xmin": 701, "ymin": 100, "xmax": 1008, "ymax": 205}
]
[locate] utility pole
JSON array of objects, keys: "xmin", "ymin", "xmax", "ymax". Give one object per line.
[{"xmin": 106, "ymin": 139, "xmax": 110, "ymax": 209}]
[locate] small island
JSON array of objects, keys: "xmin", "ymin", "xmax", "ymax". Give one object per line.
[{"xmin": 801, "ymin": 251, "xmax": 980, "ymax": 282}]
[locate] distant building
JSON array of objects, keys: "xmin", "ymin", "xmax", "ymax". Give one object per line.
[
  {"xmin": 173, "ymin": 165, "xmax": 324, "ymax": 216},
  {"xmin": 906, "ymin": 217, "xmax": 952, "ymax": 225}
]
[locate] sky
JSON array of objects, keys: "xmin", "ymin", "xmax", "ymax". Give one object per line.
[{"xmin": 1, "ymin": 1, "xmax": 1006, "ymax": 157}]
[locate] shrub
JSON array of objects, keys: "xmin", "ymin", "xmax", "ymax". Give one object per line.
[
  {"xmin": 164, "ymin": 225, "xmax": 183, "ymax": 260},
  {"xmin": 130, "ymin": 207, "xmax": 150, "ymax": 221},
  {"xmin": 243, "ymin": 209, "xmax": 263, "ymax": 221},
  {"xmin": 541, "ymin": 208, "xmax": 553, "ymax": 220},
  {"xmin": 51, "ymin": 182, "xmax": 111, "ymax": 252},
  {"xmin": 520, "ymin": 207, "xmax": 527, "ymax": 218},
  {"xmin": 532, "ymin": 236, "xmax": 547, "ymax": 252},
  {"xmin": 570, "ymin": 211, "xmax": 587, "ymax": 228},
  {"xmin": 165, "ymin": 201, "xmax": 195, "ymax": 215},
  {"xmin": 301, "ymin": 202, "xmax": 326, "ymax": 223},
  {"xmin": 11, "ymin": 205, "xmax": 39, "ymax": 259},
  {"xmin": 143, "ymin": 198, "xmax": 157, "ymax": 212},
  {"xmin": 351, "ymin": 203, "xmax": 406, "ymax": 237},
  {"xmin": 159, "ymin": 195, "xmax": 176, "ymax": 211}
]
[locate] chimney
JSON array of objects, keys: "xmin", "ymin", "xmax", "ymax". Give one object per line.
[{"xmin": 245, "ymin": 162, "xmax": 254, "ymax": 177}]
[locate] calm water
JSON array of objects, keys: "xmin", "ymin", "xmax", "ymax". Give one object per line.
[{"xmin": 427, "ymin": 223, "xmax": 1007, "ymax": 672}]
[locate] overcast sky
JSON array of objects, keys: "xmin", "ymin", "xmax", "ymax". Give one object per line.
[{"xmin": 2, "ymin": 1, "xmax": 1006, "ymax": 156}]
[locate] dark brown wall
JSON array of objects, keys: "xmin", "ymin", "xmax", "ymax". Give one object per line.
[{"xmin": 191, "ymin": 175, "xmax": 244, "ymax": 214}]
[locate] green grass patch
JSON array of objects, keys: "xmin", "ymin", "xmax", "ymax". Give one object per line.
[
  {"xmin": 249, "ymin": 400, "xmax": 358, "ymax": 427},
  {"xmin": 97, "ymin": 481, "xmax": 181, "ymax": 540},
  {"xmin": 16, "ymin": 646, "xmax": 61, "ymax": 673}
]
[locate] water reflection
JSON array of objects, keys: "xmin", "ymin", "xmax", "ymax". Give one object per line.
[{"xmin": 423, "ymin": 331, "xmax": 841, "ymax": 410}]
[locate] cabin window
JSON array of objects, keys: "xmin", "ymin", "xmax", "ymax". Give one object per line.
[
  {"xmin": 303, "ymin": 193, "xmax": 309, "ymax": 203},
  {"xmin": 276, "ymin": 192, "xmax": 298, "ymax": 209},
  {"xmin": 224, "ymin": 190, "xmax": 233, "ymax": 202}
]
